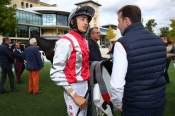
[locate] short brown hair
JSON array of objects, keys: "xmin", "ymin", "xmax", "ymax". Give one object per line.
[
  {"xmin": 118, "ymin": 5, "xmax": 141, "ymax": 23},
  {"xmin": 2, "ymin": 37, "xmax": 10, "ymax": 44}
]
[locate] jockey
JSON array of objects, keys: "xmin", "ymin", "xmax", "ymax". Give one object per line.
[{"xmin": 50, "ymin": 6, "xmax": 95, "ymax": 116}]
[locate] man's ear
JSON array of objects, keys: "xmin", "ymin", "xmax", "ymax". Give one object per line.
[{"xmin": 125, "ymin": 17, "xmax": 132, "ymax": 26}]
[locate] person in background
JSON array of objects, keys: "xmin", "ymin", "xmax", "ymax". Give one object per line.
[
  {"xmin": 50, "ymin": 6, "xmax": 95, "ymax": 116},
  {"xmin": 161, "ymin": 37, "xmax": 175, "ymax": 83},
  {"xmin": 88, "ymin": 27, "xmax": 102, "ymax": 62},
  {"xmin": 110, "ymin": 5, "xmax": 166, "ymax": 116},
  {"xmin": 14, "ymin": 41, "xmax": 25, "ymax": 84},
  {"xmin": 0, "ymin": 37, "xmax": 15, "ymax": 93},
  {"xmin": 107, "ymin": 40, "xmax": 116, "ymax": 58},
  {"xmin": 24, "ymin": 38, "xmax": 43, "ymax": 95}
]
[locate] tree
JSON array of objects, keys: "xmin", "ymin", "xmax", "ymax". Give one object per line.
[
  {"xmin": 168, "ymin": 19, "xmax": 175, "ymax": 41},
  {"xmin": 105, "ymin": 26, "xmax": 116, "ymax": 41},
  {"xmin": 145, "ymin": 19, "xmax": 157, "ymax": 33},
  {"xmin": 160, "ymin": 27, "xmax": 169, "ymax": 37},
  {"xmin": 0, "ymin": 0, "xmax": 17, "ymax": 36}
]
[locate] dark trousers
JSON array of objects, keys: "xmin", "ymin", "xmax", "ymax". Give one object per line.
[
  {"xmin": 165, "ymin": 70, "xmax": 169, "ymax": 83},
  {"xmin": 0, "ymin": 70, "xmax": 2, "ymax": 92},
  {"xmin": 122, "ymin": 106, "xmax": 164, "ymax": 116},
  {"xmin": 165, "ymin": 59, "xmax": 171, "ymax": 83},
  {"xmin": 15, "ymin": 61, "xmax": 24, "ymax": 83},
  {"xmin": 0, "ymin": 64, "xmax": 15, "ymax": 92}
]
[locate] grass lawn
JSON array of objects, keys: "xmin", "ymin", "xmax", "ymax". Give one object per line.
[
  {"xmin": 165, "ymin": 62, "xmax": 175, "ymax": 116},
  {"xmin": 0, "ymin": 62, "xmax": 175, "ymax": 116},
  {"xmin": 0, "ymin": 63, "xmax": 66, "ymax": 116}
]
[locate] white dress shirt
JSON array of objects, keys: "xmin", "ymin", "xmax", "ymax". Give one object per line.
[{"xmin": 110, "ymin": 42, "xmax": 128, "ymax": 109}]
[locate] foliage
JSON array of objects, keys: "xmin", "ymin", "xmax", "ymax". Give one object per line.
[
  {"xmin": 145, "ymin": 19, "xmax": 157, "ymax": 33},
  {"xmin": 168, "ymin": 20, "xmax": 175, "ymax": 41},
  {"xmin": 105, "ymin": 26, "xmax": 116, "ymax": 41},
  {"xmin": 0, "ymin": 0, "xmax": 17, "ymax": 36},
  {"xmin": 160, "ymin": 27, "xmax": 169, "ymax": 37}
]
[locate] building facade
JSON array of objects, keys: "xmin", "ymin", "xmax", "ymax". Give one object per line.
[
  {"xmin": 6, "ymin": 0, "xmax": 69, "ymax": 43},
  {"xmin": 11, "ymin": 0, "xmax": 55, "ymax": 9},
  {"xmin": 13, "ymin": 7, "xmax": 69, "ymax": 43},
  {"xmin": 16, "ymin": 8, "xmax": 41, "ymax": 39},
  {"xmin": 0, "ymin": 0, "xmax": 101, "ymax": 43},
  {"xmin": 27, "ymin": 7, "xmax": 69, "ymax": 37},
  {"xmin": 75, "ymin": 0, "xmax": 101, "ymax": 28}
]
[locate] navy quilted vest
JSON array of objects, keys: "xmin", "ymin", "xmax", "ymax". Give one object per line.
[{"xmin": 118, "ymin": 23, "xmax": 166, "ymax": 109}]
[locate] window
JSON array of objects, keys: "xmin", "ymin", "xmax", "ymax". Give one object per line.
[
  {"xmin": 38, "ymin": 15, "xmax": 42, "ymax": 25},
  {"xmin": 21, "ymin": 2, "xmax": 24, "ymax": 8},
  {"xmin": 16, "ymin": 10, "xmax": 42, "ymax": 25},
  {"xmin": 17, "ymin": 25, "xmax": 29, "ymax": 38},
  {"xmin": 57, "ymin": 15, "xmax": 68, "ymax": 26},
  {"xmin": 30, "ymin": 4, "xmax": 32, "ymax": 7},
  {"xmin": 26, "ymin": 3, "xmax": 28, "ymax": 8},
  {"xmin": 30, "ymin": 27, "xmax": 40, "ymax": 37},
  {"xmin": 16, "ymin": 10, "xmax": 26, "ymax": 24},
  {"xmin": 43, "ymin": 14, "xmax": 56, "ymax": 25}
]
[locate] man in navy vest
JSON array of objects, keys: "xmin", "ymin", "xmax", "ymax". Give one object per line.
[{"xmin": 110, "ymin": 5, "xmax": 166, "ymax": 116}]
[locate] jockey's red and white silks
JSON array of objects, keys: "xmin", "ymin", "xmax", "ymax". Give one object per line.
[
  {"xmin": 64, "ymin": 31, "xmax": 90, "ymax": 83},
  {"xmin": 50, "ymin": 30, "xmax": 90, "ymax": 89}
]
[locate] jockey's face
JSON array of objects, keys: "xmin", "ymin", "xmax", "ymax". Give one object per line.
[{"xmin": 76, "ymin": 15, "xmax": 89, "ymax": 33}]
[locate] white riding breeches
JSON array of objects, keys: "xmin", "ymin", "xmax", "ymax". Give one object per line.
[{"xmin": 64, "ymin": 81, "xmax": 88, "ymax": 116}]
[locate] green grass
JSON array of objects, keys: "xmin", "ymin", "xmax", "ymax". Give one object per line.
[
  {"xmin": 0, "ymin": 62, "xmax": 175, "ymax": 116},
  {"xmin": 165, "ymin": 62, "xmax": 175, "ymax": 116},
  {"xmin": 0, "ymin": 63, "xmax": 66, "ymax": 116}
]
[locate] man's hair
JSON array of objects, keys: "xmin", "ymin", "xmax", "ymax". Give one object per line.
[
  {"xmin": 2, "ymin": 37, "xmax": 10, "ymax": 44},
  {"xmin": 15, "ymin": 41, "xmax": 21, "ymax": 46},
  {"xmin": 88, "ymin": 27, "xmax": 99, "ymax": 38},
  {"xmin": 29, "ymin": 38, "xmax": 37, "ymax": 45},
  {"xmin": 118, "ymin": 5, "xmax": 141, "ymax": 23}
]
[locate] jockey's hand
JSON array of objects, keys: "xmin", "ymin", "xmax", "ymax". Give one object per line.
[
  {"xmin": 24, "ymin": 60, "xmax": 27, "ymax": 64},
  {"xmin": 73, "ymin": 95, "xmax": 87, "ymax": 109},
  {"xmin": 117, "ymin": 107, "xmax": 123, "ymax": 112},
  {"xmin": 116, "ymin": 104, "xmax": 123, "ymax": 112}
]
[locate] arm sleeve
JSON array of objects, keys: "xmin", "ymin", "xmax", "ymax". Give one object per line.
[
  {"xmin": 4, "ymin": 47, "xmax": 14, "ymax": 61},
  {"xmin": 88, "ymin": 40, "xmax": 94, "ymax": 61},
  {"xmin": 36, "ymin": 48, "xmax": 43, "ymax": 68},
  {"xmin": 50, "ymin": 39, "xmax": 73, "ymax": 91},
  {"xmin": 110, "ymin": 42, "xmax": 128, "ymax": 109}
]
